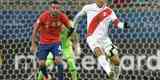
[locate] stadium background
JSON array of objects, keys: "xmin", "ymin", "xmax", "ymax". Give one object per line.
[{"xmin": 0, "ymin": 0, "xmax": 160, "ymax": 80}]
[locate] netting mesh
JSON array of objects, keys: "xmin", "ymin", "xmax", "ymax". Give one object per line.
[{"xmin": 0, "ymin": 0, "xmax": 160, "ymax": 80}]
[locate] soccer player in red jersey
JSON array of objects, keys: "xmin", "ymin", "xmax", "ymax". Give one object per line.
[{"xmin": 31, "ymin": 1, "xmax": 74, "ymax": 80}]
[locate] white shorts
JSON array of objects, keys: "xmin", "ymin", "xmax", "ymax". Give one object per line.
[{"xmin": 87, "ymin": 35, "xmax": 113, "ymax": 55}]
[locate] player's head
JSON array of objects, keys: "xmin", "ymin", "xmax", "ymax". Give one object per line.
[
  {"xmin": 49, "ymin": 0, "xmax": 61, "ymax": 16},
  {"xmin": 95, "ymin": 0, "xmax": 106, "ymax": 8}
]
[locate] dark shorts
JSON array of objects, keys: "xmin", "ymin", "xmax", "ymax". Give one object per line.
[{"xmin": 36, "ymin": 43, "xmax": 60, "ymax": 60}]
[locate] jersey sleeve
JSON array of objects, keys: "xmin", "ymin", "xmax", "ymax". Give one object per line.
[
  {"xmin": 78, "ymin": 5, "xmax": 87, "ymax": 16},
  {"xmin": 35, "ymin": 14, "xmax": 43, "ymax": 26},
  {"xmin": 33, "ymin": 15, "xmax": 42, "ymax": 29},
  {"xmin": 73, "ymin": 5, "xmax": 88, "ymax": 32},
  {"xmin": 60, "ymin": 13, "xmax": 70, "ymax": 27},
  {"xmin": 111, "ymin": 10, "xmax": 124, "ymax": 29},
  {"xmin": 35, "ymin": 11, "xmax": 47, "ymax": 26},
  {"xmin": 110, "ymin": 10, "xmax": 118, "ymax": 21}
]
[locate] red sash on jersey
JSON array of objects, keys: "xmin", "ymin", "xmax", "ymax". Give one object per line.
[{"xmin": 87, "ymin": 8, "xmax": 112, "ymax": 37}]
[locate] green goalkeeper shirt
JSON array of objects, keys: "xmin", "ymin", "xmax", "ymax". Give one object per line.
[{"xmin": 61, "ymin": 28, "xmax": 72, "ymax": 49}]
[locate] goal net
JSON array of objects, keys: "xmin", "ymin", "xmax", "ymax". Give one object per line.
[{"xmin": 0, "ymin": 0, "xmax": 159, "ymax": 80}]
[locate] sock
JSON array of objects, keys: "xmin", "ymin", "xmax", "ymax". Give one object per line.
[
  {"xmin": 67, "ymin": 58, "xmax": 78, "ymax": 80},
  {"xmin": 37, "ymin": 71, "xmax": 43, "ymax": 80},
  {"xmin": 57, "ymin": 64, "xmax": 64, "ymax": 80},
  {"xmin": 40, "ymin": 66, "xmax": 48, "ymax": 79},
  {"xmin": 71, "ymin": 70, "xmax": 78, "ymax": 80},
  {"xmin": 98, "ymin": 55, "xmax": 111, "ymax": 75}
]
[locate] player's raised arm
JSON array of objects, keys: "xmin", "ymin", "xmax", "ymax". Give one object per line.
[
  {"xmin": 73, "ymin": 6, "xmax": 87, "ymax": 32},
  {"xmin": 111, "ymin": 9, "xmax": 129, "ymax": 29}
]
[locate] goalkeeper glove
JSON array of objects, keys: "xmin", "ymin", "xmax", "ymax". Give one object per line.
[{"xmin": 67, "ymin": 27, "xmax": 74, "ymax": 38}]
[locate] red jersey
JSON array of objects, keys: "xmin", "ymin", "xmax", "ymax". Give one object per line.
[{"xmin": 36, "ymin": 10, "xmax": 70, "ymax": 44}]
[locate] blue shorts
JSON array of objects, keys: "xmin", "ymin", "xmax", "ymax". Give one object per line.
[{"xmin": 36, "ymin": 43, "xmax": 60, "ymax": 60}]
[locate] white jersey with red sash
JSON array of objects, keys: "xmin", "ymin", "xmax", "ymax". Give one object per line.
[
  {"xmin": 87, "ymin": 6, "xmax": 121, "ymax": 37},
  {"xmin": 74, "ymin": 3, "xmax": 122, "ymax": 76},
  {"xmin": 84, "ymin": 4, "xmax": 122, "ymax": 53}
]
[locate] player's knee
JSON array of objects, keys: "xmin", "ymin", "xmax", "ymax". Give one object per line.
[
  {"xmin": 66, "ymin": 56, "xmax": 74, "ymax": 62},
  {"xmin": 108, "ymin": 45, "xmax": 120, "ymax": 65},
  {"xmin": 94, "ymin": 47, "xmax": 103, "ymax": 57},
  {"xmin": 54, "ymin": 57, "xmax": 62, "ymax": 64},
  {"xmin": 38, "ymin": 60, "xmax": 46, "ymax": 66},
  {"xmin": 67, "ymin": 58, "xmax": 76, "ymax": 71},
  {"xmin": 111, "ymin": 55, "xmax": 120, "ymax": 65}
]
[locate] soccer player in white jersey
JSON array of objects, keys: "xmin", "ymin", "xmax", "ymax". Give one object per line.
[{"xmin": 73, "ymin": 0, "xmax": 129, "ymax": 79}]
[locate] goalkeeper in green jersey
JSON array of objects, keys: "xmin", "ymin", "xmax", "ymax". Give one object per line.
[
  {"xmin": 60, "ymin": 25, "xmax": 80, "ymax": 80},
  {"xmin": 37, "ymin": 20, "xmax": 80, "ymax": 80}
]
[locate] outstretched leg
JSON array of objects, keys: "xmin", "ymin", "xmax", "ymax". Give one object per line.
[
  {"xmin": 55, "ymin": 56, "xmax": 64, "ymax": 80},
  {"xmin": 106, "ymin": 45, "xmax": 121, "ymax": 80},
  {"xmin": 94, "ymin": 47, "xmax": 112, "ymax": 75},
  {"xmin": 36, "ymin": 44, "xmax": 50, "ymax": 80},
  {"xmin": 51, "ymin": 43, "xmax": 64, "ymax": 80},
  {"xmin": 63, "ymin": 48, "xmax": 79, "ymax": 80}
]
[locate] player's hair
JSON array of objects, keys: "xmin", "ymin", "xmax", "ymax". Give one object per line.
[{"xmin": 49, "ymin": 0, "xmax": 59, "ymax": 5}]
